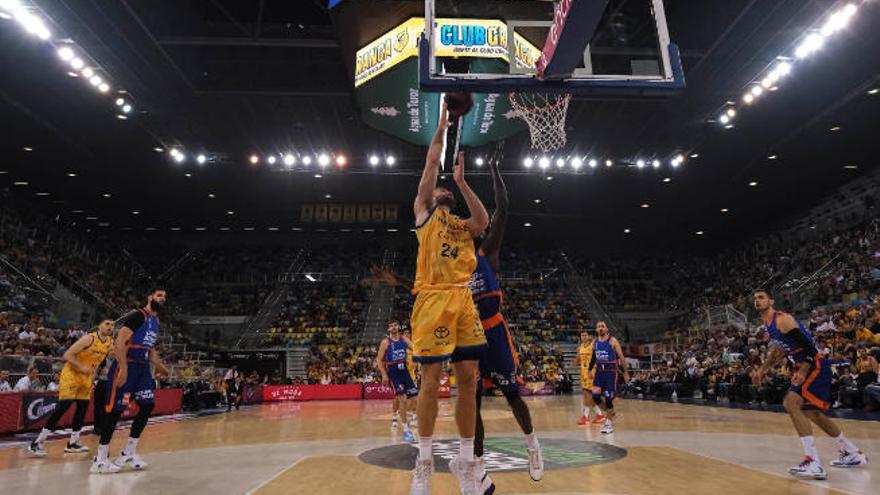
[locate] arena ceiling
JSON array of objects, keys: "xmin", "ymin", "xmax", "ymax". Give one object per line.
[{"xmin": 0, "ymin": 0, "xmax": 879, "ymax": 254}]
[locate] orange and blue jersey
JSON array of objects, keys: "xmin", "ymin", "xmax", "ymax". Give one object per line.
[
  {"xmin": 764, "ymin": 311, "xmax": 831, "ymax": 409},
  {"xmin": 124, "ymin": 308, "xmax": 160, "ymax": 363},
  {"xmin": 472, "ymin": 249, "xmax": 521, "ymax": 392},
  {"xmin": 105, "ymin": 308, "xmax": 160, "ymax": 412},
  {"xmin": 764, "ymin": 311, "xmax": 816, "ymax": 364},
  {"xmin": 592, "ymin": 335, "xmax": 620, "ymax": 400},
  {"xmin": 470, "ymin": 248, "xmax": 502, "ymax": 320}
]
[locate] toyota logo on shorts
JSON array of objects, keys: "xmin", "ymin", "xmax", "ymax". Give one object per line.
[{"xmin": 434, "ymin": 327, "xmax": 450, "ymax": 339}]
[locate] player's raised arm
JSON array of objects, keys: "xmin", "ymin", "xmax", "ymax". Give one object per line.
[
  {"xmin": 414, "ymin": 107, "xmax": 450, "ymax": 225},
  {"xmin": 481, "ymin": 145, "xmax": 509, "ymax": 268},
  {"xmin": 453, "ymin": 151, "xmax": 490, "ymax": 237}
]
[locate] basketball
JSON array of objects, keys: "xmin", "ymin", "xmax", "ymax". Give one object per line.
[{"xmin": 445, "ymin": 92, "xmax": 474, "ymax": 117}]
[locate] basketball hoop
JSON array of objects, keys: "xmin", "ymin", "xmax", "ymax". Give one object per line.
[{"xmin": 508, "ymin": 92, "xmax": 572, "ymax": 152}]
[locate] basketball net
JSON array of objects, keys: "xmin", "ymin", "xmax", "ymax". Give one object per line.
[{"xmin": 508, "ymin": 92, "xmax": 572, "ymax": 152}]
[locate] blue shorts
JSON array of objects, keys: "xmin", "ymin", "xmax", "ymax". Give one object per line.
[
  {"xmin": 478, "ymin": 319, "xmax": 522, "ymax": 393},
  {"xmin": 387, "ymin": 364, "xmax": 418, "ymax": 398},
  {"xmin": 591, "ymin": 367, "xmax": 618, "ymax": 401},
  {"xmin": 105, "ymin": 361, "xmax": 155, "ymax": 413},
  {"xmin": 790, "ymin": 357, "xmax": 832, "ymax": 410}
]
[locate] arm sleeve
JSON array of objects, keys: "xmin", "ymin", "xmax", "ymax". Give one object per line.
[{"xmin": 116, "ymin": 310, "xmax": 145, "ymax": 331}]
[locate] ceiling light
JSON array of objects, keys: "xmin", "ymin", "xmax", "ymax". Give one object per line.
[
  {"xmin": 796, "ymin": 33, "xmax": 824, "ymax": 59},
  {"xmin": 116, "ymin": 98, "xmax": 125, "ymax": 106},
  {"xmin": 696, "ymin": 231, "xmax": 704, "ymax": 235},
  {"xmin": 35, "ymin": 192, "xmax": 49, "ymax": 196},
  {"xmin": 249, "ymin": 154, "xmax": 259, "ymax": 165},
  {"xmin": 131, "ymin": 211, "xmax": 139, "ymax": 215},
  {"xmin": 588, "ymin": 159, "xmax": 597, "ymax": 168},
  {"xmin": 302, "ymin": 156, "xmax": 313, "ymax": 166},
  {"xmin": 13, "ymin": 181, "xmax": 28, "ymax": 186},
  {"xmin": 115, "ymin": 114, "xmax": 128, "ymax": 120},
  {"xmin": 81, "ymin": 67, "xmax": 94, "ymax": 78},
  {"xmin": 66, "ymin": 71, "xmax": 78, "ymax": 78},
  {"xmin": 719, "ymin": 114, "xmax": 730, "ymax": 125},
  {"xmin": 369, "ymin": 155, "xmax": 380, "ymax": 166},
  {"xmin": 690, "ymin": 153, "xmax": 699, "ymax": 158},
  {"xmin": 641, "ymin": 203, "xmax": 650, "ymax": 208},
  {"xmin": 267, "ymin": 155, "xmax": 277, "ymax": 165},
  {"xmin": 868, "ymin": 88, "xmax": 879, "ymax": 95},
  {"xmin": 66, "ymin": 172, "xmax": 76, "ymax": 177},
  {"xmin": 227, "ymin": 210, "xmax": 234, "ymax": 215},
  {"xmin": 325, "ymin": 194, "xmax": 332, "ymax": 199},
  {"xmin": 749, "ymin": 181, "xmax": 758, "ymax": 187},
  {"xmin": 475, "ymin": 157, "xmax": 484, "ymax": 166},
  {"xmin": 14, "ymin": 10, "xmax": 51, "ymax": 40},
  {"xmin": 743, "ymin": 93, "xmax": 755, "ymax": 104},
  {"xmin": 605, "ymin": 160, "xmax": 613, "ymax": 167},
  {"xmin": 652, "ymin": 159, "xmax": 661, "ymax": 168},
  {"xmin": 523, "ymin": 157, "xmax": 534, "ymax": 168},
  {"xmin": 208, "ymin": 193, "xmax": 215, "ymax": 198},
  {"xmin": 335, "ymin": 154, "xmax": 347, "ymax": 167},
  {"xmin": 57, "ymin": 46, "xmax": 74, "ymax": 61},
  {"xmin": 726, "ymin": 108, "xmax": 736, "ymax": 118},
  {"xmin": 283, "ymin": 154, "xmax": 295, "ymax": 167},
  {"xmin": 102, "ymin": 193, "xmax": 111, "ymax": 198},
  {"xmin": 721, "ymin": 208, "xmax": 729, "ymax": 213},
  {"xmin": 314, "ymin": 174, "xmax": 322, "ymax": 178},
  {"xmin": 546, "ymin": 176, "xmax": 553, "ymax": 181},
  {"xmin": 23, "ymin": 146, "xmax": 33, "ymax": 152},
  {"xmin": 523, "ymin": 222, "xmax": 532, "ymax": 227},
  {"xmin": 843, "ymin": 165, "xmax": 858, "ymax": 170},
  {"xmin": 636, "ymin": 159, "xmax": 645, "ymax": 168},
  {"xmin": 663, "ymin": 178, "xmax": 671, "ymax": 183},
  {"xmin": 196, "ymin": 154, "xmax": 207, "ymax": 165},
  {"xmin": 220, "ymin": 227, "xmax": 230, "ymax": 231},
  {"xmin": 98, "ymin": 83, "xmax": 110, "ymax": 93},
  {"xmin": 623, "ymin": 228, "xmax": 631, "ymax": 234},
  {"xmin": 538, "ymin": 157, "xmax": 550, "ymax": 169},
  {"xmin": 184, "ymin": 173, "xmax": 192, "ymax": 177},
  {"xmin": 89, "ymin": 75, "xmax": 102, "ymax": 87},
  {"xmin": 385, "ymin": 155, "xmax": 395, "ymax": 166},
  {"xmin": 172, "ymin": 152, "xmax": 185, "ymax": 164},
  {"xmin": 768, "ymin": 155, "xmax": 778, "ymax": 160},
  {"xmin": 70, "ymin": 58, "xmax": 84, "ymax": 70},
  {"xmin": 571, "ymin": 157, "xmax": 583, "ymax": 169},
  {"xmin": 318, "ymin": 153, "xmax": 331, "ymax": 167},
  {"xmin": 534, "ymin": 199, "xmax": 541, "ymax": 204},
  {"xmin": 830, "ymin": 126, "xmax": 841, "ymax": 132},
  {"xmin": 724, "ymin": 124, "xmax": 735, "ymax": 130},
  {"xmin": 555, "ymin": 158, "xmax": 565, "ymax": 168},
  {"xmin": 120, "ymin": 104, "xmax": 132, "ymax": 114},
  {"xmin": 750, "ymin": 86, "xmax": 763, "ymax": 97}
]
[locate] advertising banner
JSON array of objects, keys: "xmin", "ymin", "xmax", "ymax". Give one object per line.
[
  {"xmin": 262, "ymin": 384, "xmax": 363, "ymax": 402},
  {"xmin": 363, "ymin": 383, "xmax": 396, "ymax": 400}
]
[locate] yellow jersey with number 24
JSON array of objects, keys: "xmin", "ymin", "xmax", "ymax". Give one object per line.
[{"xmin": 414, "ymin": 207, "xmax": 476, "ymax": 292}]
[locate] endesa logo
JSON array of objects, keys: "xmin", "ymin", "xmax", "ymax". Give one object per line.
[{"xmin": 439, "ymin": 24, "xmax": 506, "ymax": 48}]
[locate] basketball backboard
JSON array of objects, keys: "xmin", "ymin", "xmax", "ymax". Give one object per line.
[{"xmin": 419, "ymin": 0, "xmax": 685, "ymax": 98}]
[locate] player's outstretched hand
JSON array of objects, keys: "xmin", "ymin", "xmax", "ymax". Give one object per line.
[{"xmin": 453, "ymin": 151, "xmax": 465, "ymax": 185}]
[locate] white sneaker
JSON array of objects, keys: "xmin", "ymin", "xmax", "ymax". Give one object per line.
[
  {"xmin": 831, "ymin": 450, "xmax": 868, "ymax": 468},
  {"xmin": 527, "ymin": 447, "xmax": 544, "ymax": 481},
  {"xmin": 392, "ymin": 418, "xmax": 399, "ymax": 431},
  {"xmin": 410, "ymin": 458, "xmax": 433, "ymax": 495},
  {"xmin": 448, "ymin": 456, "xmax": 478, "ymax": 495},
  {"xmin": 114, "ymin": 452, "xmax": 148, "ymax": 470},
  {"xmin": 788, "ymin": 458, "xmax": 827, "ymax": 480},
  {"xmin": 475, "ymin": 456, "xmax": 495, "ymax": 494},
  {"xmin": 601, "ymin": 422, "xmax": 614, "ymax": 434},
  {"xmin": 27, "ymin": 441, "xmax": 46, "ymax": 457},
  {"xmin": 90, "ymin": 459, "xmax": 121, "ymax": 474}
]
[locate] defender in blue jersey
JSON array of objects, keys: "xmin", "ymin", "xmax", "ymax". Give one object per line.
[
  {"xmin": 90, "ymin": 288, "xmax": 170, "ymax": 475},
  {"xmin": 377, "ymin": 320, "xmax": 417, "ymax": 443},
  {"xmin": 751, "ymin": 289, "xmax": 867, "ymax": 480},
  {"xmin": 588, "ymin": 321, "xmax": 629, "ymax": 434}
]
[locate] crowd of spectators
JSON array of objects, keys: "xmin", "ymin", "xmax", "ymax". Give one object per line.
[
  {"xmin": 264, "ymin": 282, "xmax": 368, "ymax": 347},
  {"xmin": 306, "ymin": 344, "xmax": 380, "ymax": 384}
]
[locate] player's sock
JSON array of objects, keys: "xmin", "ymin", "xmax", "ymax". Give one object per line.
[
  {"xmin": 594, "ymin": 406, "xmax": 603, "ymax": 416},
  {"xmin": 800, "ymin": 436, "xmax": 819, "ymax": 462},
  {"xmin": 403, "ymin": 421, "xmax": 411, "ymax": 433},
  {"xmin": 123, "ymin": 437, "xmax": 139, "ymax": 456},
  {"xmin": 525, "ymin": 432, "xmax": 540, "ymax": 450},
  {"xmin": 459, "ymin": 437, "xmax": 474, "ymax": 461},
  {"xmin": 604, "ymin": 418, "xmax": 613, "ymax": 427},
  {"xmin": 583, "ymin": 406, "xmax": 589, "ymax": 417},
  {"xmin": 35, "ymin": 428, "xmax": 51, "ymax": 444},
  {"xmin": 834, "ymin": 433, "xmax": 859, "ymax": 453},
  {"xmin": 70, "ymin": 430, "xmax": 81, "ymax": 445},
  {"xmin": 97, "ymin": 444, "xmax": 110, "ymax": 463},
  {"xmin": 418, "ymin": 436, "xmax": 433, "ymax": 461}
]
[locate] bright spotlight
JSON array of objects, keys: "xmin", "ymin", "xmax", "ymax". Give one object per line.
[
  {"xmin": 172, "ymin": 152, "xmax": 185, "ymax": 164},
  {"xmin": 302, "ymin": 155, "xmax": 312, "ymax": 166},
  {"xmin": 538, "ymin": 156, "xmax": 550, "ymax": 169},
  {"xmin": 605, "ymin": 160, "xmax": 613, "ymax": 167},
  {"xmin": 70, "ymin": 58, "xmax": 84, "ymax": 70},
  {"xmin": 571, "ymin": 157, "xmax": 583, "ymax": 169},
  {"xmin": 475, "ymin": 157, "xmax": 484, "ymax": 166},
  {"xmin": 14, "ymin": 10, "xmax": 51, "ymax": 40},
  {"xmin": 636, "ymin": 159, "xmax": 645, "ymax": 168},
  {"xmin": 196, "ymin": 154, "xmax": 207, "ymax": 165},
  {"xmin": 652, "ymin": 159, "xmax": 661, "ymax": 168},
  {"xmin": 283, "ymin": 154, "xmax": 295, "ymax": 167},
  {"xmin": 369, "ymin": 155, "xmax": 380, "ymax": 166},
  {"xmin": 555, "ymin": 158, "xmax": 565, "ymax": 168},
  {"xmin": 523, "ymin": 157, "xmax": 534, "ymax": 168},
  {"xmin": 719, "ymin": 114, "xmax": 730, "ymax": 125},
  {"xmin": 249, "ymin": 154, "xmax": 259, "ymax": 165},
  {"xmin": 385, "ymin": 155, "xmax": 395, "ymax": 166},
  {"xmin": 589, "ymin": 159, "xmax": 597, "ymax": 168},
  {"xmin": 267, "ymin": 155, "xmax": 277, "ymax": 165},
  {"xmin": 122, "ymin": 104, "xmax": 132, "ymax": 113},
  {"xmin": 743, "ymin": 93, "xmax": 755, "ymax": 104},
  {"xmin": 318, "ymin": 153, "xmax": 330, "ymax": 167},
  {"xmin": 115, "ymin": 98, "xmax": 124, "ymax": 106},
  {"xmin": 751, "ymin": 86, "xmax": 763, "ymax": 97},
  {"xmin": 98, "ymin": 83, "xmax": 110, "ymax": 93},
  {"xmin": 726, "ymin": 108, "xmax": 736, "ymax": 118},
  {"xmin": 89, "ymin": 75, "xmax": 102, "ymax": 87},
  {"xmin": 57, "ymin": 46, "xmax": 74, "ymax": 61},
  {"xmin": 796, "ymin": 33, "xmax": 824, "ymax": 59},
  {"xmin": 82, "ymin": 67, "xmax": 94, "ymax": 78},
  {"xmin": 777, "ymin": 61, "xmax": 792, "ymax": 77},
  {"xmin": 335, "ymin": 154, "xmax": 347, "ymax": 167}
]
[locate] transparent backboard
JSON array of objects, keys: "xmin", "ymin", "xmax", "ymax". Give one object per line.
[{"xmin": 420, "ymin": 0, "xmax": 685, "ymax": 97}]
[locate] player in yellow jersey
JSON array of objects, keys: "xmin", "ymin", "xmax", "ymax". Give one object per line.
[
  {"xmin": 27, "ymin": 319, "xmax": 115, "ymax": 457},
  {"xmin": 410, "ymin": 103, "xmax": 489, "ymax": 495},
  {"xmin": 576, "ymin": 330, "xmax": 605, "ymax": 425}
]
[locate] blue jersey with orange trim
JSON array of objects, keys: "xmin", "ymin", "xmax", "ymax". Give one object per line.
[
  {"xmin": 470, "ymin": 249, "xmax": 502, "ymax": 320},
  {"xmin": 118, "ymin": 309, "xmax": 161, "ymax": 363},
  {"xmin": 764, "ymin": 311, "xmax": 815, "ymax": 364},
  {"xmin": 593, "ymin": 336, "xmax": 619, "ymax": 371},
  {"xmin": 384, "ymin": 337, "xmax": 409, "ymax": 367}
]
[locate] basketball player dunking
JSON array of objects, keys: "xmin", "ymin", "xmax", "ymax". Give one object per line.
[
  {"xmin": 575, "ymin": 330, "xmax": 605, "ymax": 426},
  {"xmin": 377, "ymin": 320, "xmax": 418, "ymax": 443},
  {"xmin": 409, "ymin": 104, "xmax": 489, "ymax": 495},
  {"xmin": 90, "ymin": 288, "xmax": 170, "ymax": 474},
  {"xmin": 751, "ymin": 289, "xmax": 868, "ymax": 479},
  {"xmin": 589, "ymin": 321, "xmax": 629, "ymax": 434},
  {"xmin": 28, "ymin": 319, "xmax": 114, "ymax": 457}
]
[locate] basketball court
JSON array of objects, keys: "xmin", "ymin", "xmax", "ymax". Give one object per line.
[{"xmin": 1, "ymin": 397, "xmax": 877, "ymax": 494}]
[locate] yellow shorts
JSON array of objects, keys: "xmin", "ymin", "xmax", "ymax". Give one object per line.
[
  {"xmin": 580, "ymin": 371, "xmax": 594, "ymax": 389},
  {"xmin": 58, "ymin": 366, "xmax": 93, "ymax": 401},
  {"xmin": 410, "ymin": 287, "xmax": 486, "ymax": 362}
]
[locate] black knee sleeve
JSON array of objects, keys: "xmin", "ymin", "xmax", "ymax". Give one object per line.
[
  {"xmin": 71, "ymin": 400, "xmax": 89, "ymax": 431},
  {"xmin": 100, "ymin": 410, "xmax": 122, "ymax": 445},
  {"xmin": 45, "ymin": 400, "xmax": 74, "ymax": 431},
  {"xmin": 592, "ymin": 393, "xmax": 603, "ymax": 405},
  {"xmin": 130, "ymin": 402, "xmax": 154, "ymax": 439},
  {"xmin": 605, "ymin": 397, "xmax": 614, "ymax": 410}
]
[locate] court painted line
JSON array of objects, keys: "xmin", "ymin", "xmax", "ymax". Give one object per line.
[{"xmin": 244, "ymin": 456, "xmax": 307, "ymax": 495}]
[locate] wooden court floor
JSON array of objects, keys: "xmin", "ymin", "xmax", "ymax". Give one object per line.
[{"xmin": 0, "ymin": 395, "xmax": 877, "ymax": 494}]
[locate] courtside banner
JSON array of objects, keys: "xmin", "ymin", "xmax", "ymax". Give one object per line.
[
  {"xmin": 18, "ymin": 389, "xmax": 183, "ymax": 431},
  {"xmin": 242, "ymin": 384, "xmax": 263, "ymax": 404},
  {"xmin": 262, "ymin": 384, "xmax": 363, "ymax": 402},
  {"xmin": 0, "ymin": 393, "xmax": 22, "ymax": 433},
  {"xmin": 363, "ymin": 383, "xmax": 396, "ymax": 400},
  {"xmin": 518, "ymin": 381, "xmax": 555, "ymax": 396}
]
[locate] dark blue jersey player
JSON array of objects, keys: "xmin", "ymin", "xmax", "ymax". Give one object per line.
[
  {"xmin": 90, "ymin": 288, "xmax": 171, "ymax": 475},
  {"xmin": 751, "ymin": 289, "xmax": 867, "ymax": 480},
  {"xmin": 588, "ymin": 321, "xmax": 629, "ymax": 434},
  {"xmin": 377, "ymin": 320, "xmax": 418, "ymax": 443}
]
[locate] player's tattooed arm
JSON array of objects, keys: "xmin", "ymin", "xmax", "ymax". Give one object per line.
[
  {"xmin": 415, "ymin": 105, "xmax": 450, "ymax": 224},
  {"xmin": 482, "ymin": 143, "xmax": 508, "ymax": 270}
]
